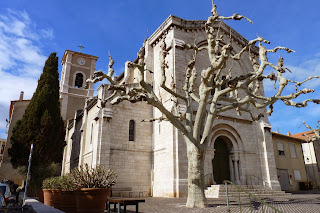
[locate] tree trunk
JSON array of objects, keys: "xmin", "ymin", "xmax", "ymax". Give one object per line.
[{"xmin": 185, "ymin": 140, "xmax": 207, "ymax": 208}]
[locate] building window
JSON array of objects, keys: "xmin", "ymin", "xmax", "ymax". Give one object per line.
[
  {"xmin": 75, "ymin": 73, "xmax": 84, "ymax": 88},
  {"xmin": 129, "ymin": 120, "xmax": 135, "ymax": 141},
  {"xmin": 277, "ymin": 141, "xmax": 285, "ymax": 156},
  {"xmin": 289, "ymin": 143, "xmax": 297, "ymax": 158},
  {"xmin": 294, "ymin": 170, "xmax": 301, "ymax": 180}
]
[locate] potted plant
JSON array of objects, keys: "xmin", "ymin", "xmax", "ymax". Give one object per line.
[
  {"xmin": 42, "ymin": 176, "xmax": 62, "ymax": 208},
  {"xmin": 70, "ymin": 164, "xmax": 117, "ymax": 213},
  {"xmin": 60, "ymin": 175, "xmax": 77, "ymax": 213}
]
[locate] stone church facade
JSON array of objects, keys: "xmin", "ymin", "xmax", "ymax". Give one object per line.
[{"xmin": 61, "ymin": 15, "xmax": 281, "ymax": 197}]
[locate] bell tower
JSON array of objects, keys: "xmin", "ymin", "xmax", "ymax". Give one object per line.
[{"xmin": 60, "ymin": 50, "xmax": 99, "ymax": 123}]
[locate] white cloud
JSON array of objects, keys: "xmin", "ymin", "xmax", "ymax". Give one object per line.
[
  {"xmin": 41, "ymin": 28, "xmax": 54, "ymax": 40},
  {"xmin": 0, "ymin": 9, "xmax": 54, "ymax": 139}
]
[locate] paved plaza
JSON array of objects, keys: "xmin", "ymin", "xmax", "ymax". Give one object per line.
[{"xmin": 113, "ymin": 191, "xmax": 320, "ymax": 213}]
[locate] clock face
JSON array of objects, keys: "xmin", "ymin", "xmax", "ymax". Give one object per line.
[{"xmin": 77, "ymin": 58, "xmax": 86, "ymax": 65}]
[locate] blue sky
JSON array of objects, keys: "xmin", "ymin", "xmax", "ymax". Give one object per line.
[{"xmin": 0, "ymin": 0, "xmax": 319, "ymax": 138}]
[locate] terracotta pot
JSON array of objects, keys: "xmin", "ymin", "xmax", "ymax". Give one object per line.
[
  {"xmin": 60, "ymin": 190, "xmax": 77, "ymax": 213},
  {"xmin": 43, "ymin": 189, "xmax": 54, "ymax": 207},
  {"xmin": 51, "ymin": 189, "xmax": 62, "ymax": 209},
  {"xmin": 75, "ymin": 188, "xmax": 111, "ymax": 213}
]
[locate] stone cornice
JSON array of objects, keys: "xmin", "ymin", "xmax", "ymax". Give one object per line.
[
  {"xmin": 71, "ymin": 63, "xmax": 91, "ymax": 70},
  {"xmin": 149, "ymin": 15, "xmax": 258, "ymax": 54},
  {"xmin": 61, "ymin": 50, "xmax": 99, "ymax": 65},
  {"xmin": 86, "ymin": 97, "xmax": 98, "ymax": 111},
  {"xmin": 111, "ymin": 147, "xmax": 152, "ymax": 153},
  {"xmin": 216, "ymin": 115, "xmax": 253, "ymax": 124},
  {"xmin": 60, "ymin": 91, "xmax": 89, "ymax": 98}
]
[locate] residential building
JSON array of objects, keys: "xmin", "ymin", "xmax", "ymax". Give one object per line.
[
  {"xmin": 272, "ymin": 132, "xmax": 308, "ymax": 191},
  {"xmin": 292, "ymin": 130, "xmax": 320, "ymax": 189}
]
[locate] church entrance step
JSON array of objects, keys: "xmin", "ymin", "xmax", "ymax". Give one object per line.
[{"xmin": 205, "ymin": 184, "xmax": 291, "ymax": 198}]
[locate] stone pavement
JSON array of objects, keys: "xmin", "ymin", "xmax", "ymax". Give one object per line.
[{"xmin": 112, "ymin": 192, "xmax": 320, "ymax": 213}]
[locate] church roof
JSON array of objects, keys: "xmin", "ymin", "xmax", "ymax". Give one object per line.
[{"xmin": 291, "ymin": 130, "xmax": 319, "ymax": 142}]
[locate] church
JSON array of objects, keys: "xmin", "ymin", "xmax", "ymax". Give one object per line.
[{"xmin": 61, "ymin": 14, "xmax": 281, "ymax": 198}]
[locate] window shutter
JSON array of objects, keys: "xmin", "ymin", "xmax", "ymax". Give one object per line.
[
  {"xmin": 289, "ymin": 143, "xmax": 297, "ymax": 158},
  {"xmin": 294, "ymin": 170, "xmax": 301, "ymax": 180},
  {"xmin": 277, "ymin": 141, "xmax": 284, "ymax": 151}
]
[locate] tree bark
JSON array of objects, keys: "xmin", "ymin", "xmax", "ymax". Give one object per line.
[{"xmin": 185, "ymin": 139, "xmax": 207, "ymax": 208}]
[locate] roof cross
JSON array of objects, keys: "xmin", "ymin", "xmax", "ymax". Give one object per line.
[{"xmin": 77, "ymin": 44, "xmax": 85, "ymax": 53}]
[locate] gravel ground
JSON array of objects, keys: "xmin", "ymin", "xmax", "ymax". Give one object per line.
[{"xmin": 107, "ymin": 191, "xmax": 320, "ymax": 213}]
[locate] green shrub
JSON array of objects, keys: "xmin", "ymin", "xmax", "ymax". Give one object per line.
[
  {"xmin": 42, "ymin": 175, "xmax": 76, "ymax": 190},
  {"xmin": 42, "ymin": 176, "xmax": 61, "ymax": 189},
  {"xmin": 60, "ymin": 175, "xmax": 76, "ymax": 191}
]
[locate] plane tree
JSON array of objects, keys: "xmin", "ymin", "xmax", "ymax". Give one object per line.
[
  {"xmin": 87, "ymin": 1, "xmax": 319, "ymax": 208},
  {"xmin": 301, "ymin": 121, "xmax": 320, "ymax": 142}
]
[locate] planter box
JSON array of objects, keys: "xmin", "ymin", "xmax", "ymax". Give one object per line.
[
  {"xmin": 75, "ymin": 188, "xmax": 111, "ymax": 213},
  {"xmin": 60, "ymin": 190, "xmax": 77, "ymax": 213}
]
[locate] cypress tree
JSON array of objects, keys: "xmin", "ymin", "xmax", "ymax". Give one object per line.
[{"xmin": 9, "ymin": 52, "xmax": 65, "ymax": 185}]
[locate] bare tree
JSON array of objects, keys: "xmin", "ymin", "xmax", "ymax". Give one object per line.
[
  {"xmin": 87, "ymin": 1, "xmax": 320, "ymax": 208},
  {"xmin": 301, "ymin": 121, "xmax": 320, "ymax": 142}
]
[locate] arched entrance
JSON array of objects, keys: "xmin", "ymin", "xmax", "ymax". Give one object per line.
[{"xmin": 212, "ymin": 137, "xmax": 230, "ymax": 184}]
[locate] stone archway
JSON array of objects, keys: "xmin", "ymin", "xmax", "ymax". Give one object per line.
[
  {"xmin": 207, "ymin": 123, "xmax": 245, "ymax": 185},
  {"xmin": 212, "ymin": 137, "xmax": 231, "ymax": 184}
]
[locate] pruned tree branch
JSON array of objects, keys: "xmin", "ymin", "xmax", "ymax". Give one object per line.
[
  {"xmin": 159, "ymin": 37, "xmax": 187, "ymax": 101},
  {"xmin": 300, "ymin": 121, "xmax": 320, "ymax": 142}
]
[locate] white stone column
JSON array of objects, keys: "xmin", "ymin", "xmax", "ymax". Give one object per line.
[
  {"xmin": 259, "ymin": 121, "xmax": 281, "ymax": 190},
  {"xmin": 239, "ymin": 152, "xmax": 246, "ymax": 185},
  {"xmin": 234, "ymin": 160, "xmax": 241, "ymax": 185},
  {"xmin": 206, "ymin": 148, "xmax": 215, "ymax": 185},
  {"xmin": 229, "ymin": 155, "xmax": 235, "ymax": 182}
]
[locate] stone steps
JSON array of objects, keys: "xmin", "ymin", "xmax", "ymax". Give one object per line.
[{"xmin": 205, "ymin": 184, "xmax": 290, "ymax": 198}]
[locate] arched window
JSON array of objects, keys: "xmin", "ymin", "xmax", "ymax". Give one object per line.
[
  {"xmin": 129, "ymin": 120, "xmax": 135, "ymax": 141},
  {"xmin": 75, "ymin": 73, "xmax": 84, "ymax": 88}
]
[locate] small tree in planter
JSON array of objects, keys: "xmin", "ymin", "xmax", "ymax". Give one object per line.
[
  {"xmin": 70, "ymin": 164, "xmax": 117, "ymax": 213},
  {"xmin": 42, "ymin": 176, "xmax": 63, "ymax": 208}
]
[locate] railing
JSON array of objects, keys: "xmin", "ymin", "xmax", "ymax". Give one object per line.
[
  {"xmin": 246, "ymin": 175, "xmax": 270, "ymax": 188},
  {"xmin": 204, "ymin": 173, "xmax": 213, "ymax": 187},
  {"xmin": 223, "ymin": 180, "xmax": 282, "ymax": 213}
]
